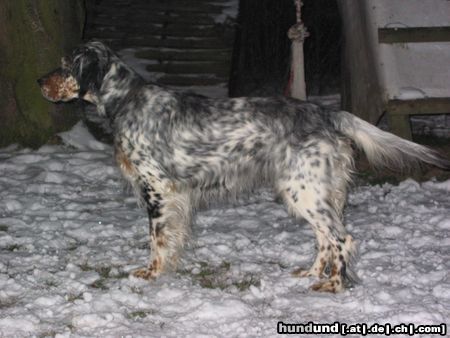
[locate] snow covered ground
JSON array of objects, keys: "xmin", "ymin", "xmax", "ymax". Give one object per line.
[{"xmin": 0, "ymin": 120, "xmax": 449, "ymax": 337}]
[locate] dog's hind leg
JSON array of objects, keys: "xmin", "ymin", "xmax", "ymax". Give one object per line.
[
  {"xmin": 291, "ymin": 230, "xmax": 330, "ymax": 279},
  {"xmin": 132, "ymin": 179, "xmax": 192, "ymax": 280},
  {"xmin": 277, "ymin": 141, "xmax": 357, "ymax": 292}
]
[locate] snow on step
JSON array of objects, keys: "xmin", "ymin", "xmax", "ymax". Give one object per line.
[{"xmin": 85, "ymin": 0, "xmax": 238, "ymax": 97}]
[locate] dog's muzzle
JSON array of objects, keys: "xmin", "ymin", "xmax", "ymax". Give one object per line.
[{"xmin": 37, "ymin": 68, "xmax": 80, "ymax": 103}]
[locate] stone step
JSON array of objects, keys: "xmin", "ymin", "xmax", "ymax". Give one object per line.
[
  {"xmin": 84, "ymin": 29, "xmax": 127, "ymax": 40},
  {"xmin": 87, "ymin": 0, "xmax": 236, "ymax": 90},
  {"xmin": 93, "ymin": 12, "xmax": 217, "ymax": 25},
  {"xmin": 135, "ymin": 48, "xmax": 231, "ymax": 62},
  {"xmin": 94, "ymin": 2, "xmax": 226, "ymax": 14},
  {"xmin": 157, "ymin": 74, "xmax": 227, "ymax": 86},
  {"xmin": 146, "ymin": 61, "xmax": 230, "ymax": 76},
  {"xmin": 90, "ymin": 22, "xmax": 218, "ymax": 36},
  {"xmin": 121, "ymin": 36, "xmax": 230, "ymax": 49},
  {"xmin": 89, "ymin": 25, "xmax": 219, "ymax": 38}
]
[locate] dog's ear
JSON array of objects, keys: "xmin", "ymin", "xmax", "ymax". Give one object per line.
[{"xmin": 72, "ymin": 44, "xmax": 111, "ymax": 97}]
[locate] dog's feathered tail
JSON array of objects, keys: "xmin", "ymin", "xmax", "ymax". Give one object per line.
[{"xmin": 333, "ymin": 111, "xmax": 450, "ymax": 171}]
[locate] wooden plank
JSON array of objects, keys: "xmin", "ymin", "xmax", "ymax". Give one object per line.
[
  {"xmin": 378, "ymin": 27, "xmax": 450, "ymax": 44},
  {"xmin": 387, "ymin": 113, "xmax": 412, "ymax": 140},
  {"xmin": 387, "ymin": 97, "xmax": 450, "ymax": 140},
  {"xmin": 387, "ymin": 98, "xmax": 450, "ymax": 115}
]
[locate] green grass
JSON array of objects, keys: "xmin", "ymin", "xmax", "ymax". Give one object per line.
[
  {"xmin": 126, "ymin": 310, "xmax": 156, "ymax": 321},
  {"xmin": 90, "ymin": 278, "xmax": 108, "ymax": 290},
  {"xmin": 182, "ymin": 261, "xmax": 260, "ymax": 291},
  {"xmin": 44, "ymin": 279, "xmax": 59, "ymax": 288},
  {"xmin": 95, "ymin": 266, "xmax": 112, "ymax": 279},
  {"xmin": 38, "ymin": 330, "xmax": 57, "ymax": 338},
  {"xmin": 232, "ymin": 275, "xmax": 261, "ymax": 291},
  {"xmin": 0, "ymin": 297, "xmax": 18, "ymax": 309},
  {"xmin": 5, "ymin": 244, "xmax": 20, "ymax": 252},
  {"xmin": 66, "ymin": 293, "xmax": 83, "ymax": 302},
  {"xmin": 76, "ymin": 263, "xmax": 129, "ymax": 290}
]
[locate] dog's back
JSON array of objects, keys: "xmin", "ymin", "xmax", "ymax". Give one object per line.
[{"xmin": 38, "ymin": 40, "xmax": 449, "ymax": 292}]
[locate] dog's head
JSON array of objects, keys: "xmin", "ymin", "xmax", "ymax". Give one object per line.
[{"xmin": 37, "ymin": 41, "xmax": 112, "ymax": 103}]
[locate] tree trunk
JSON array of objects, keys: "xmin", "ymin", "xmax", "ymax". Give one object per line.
[{"xmin": 0, "ymin": 0, "xmax": 85, "ymax": 148}]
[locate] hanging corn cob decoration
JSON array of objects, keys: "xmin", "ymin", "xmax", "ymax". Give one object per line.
[{"xmin": 286, "ymin": 0, "xmax": 309, "ymax": 100}]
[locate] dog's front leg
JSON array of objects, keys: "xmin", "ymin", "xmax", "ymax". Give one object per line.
[
  {"xmin": 132, "ymin": 203, "xmax": 167, "ymax": 280},
  {"xmin": 132, "ymin": 180, "xmax": 192, "ymax": 280}
]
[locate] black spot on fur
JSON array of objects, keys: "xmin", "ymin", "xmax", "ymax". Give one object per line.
[
  {"xmin": 340, "ymin": 262, "xmax": 347, "ymax": 278},
  {"xmin": 291, "ymin": 191, "xmax": 298, "ymax": 203},
  {"xmin": 147, "ymin": 203, "xmax": 161, "ymax": 219},
  {"xmin": 311, "ymin": 159, "xmax": 321, "ymax": 167}
]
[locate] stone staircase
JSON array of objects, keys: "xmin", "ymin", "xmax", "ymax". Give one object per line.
[{"xmin": 84, "ymin": 0, "xmax": 237, "ymax": 96}]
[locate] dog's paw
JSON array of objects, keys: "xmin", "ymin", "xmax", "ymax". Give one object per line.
[
  {"xmin": 131, "ymin": 267, "xmax": 159, "ymax": 280},
  {"xmin": 291, "ymin": 267, "xmax": 323, "ymax": 278},
  {"xmin": 310, "ymin": 278, "xmax": 343, "ymax": 293}
]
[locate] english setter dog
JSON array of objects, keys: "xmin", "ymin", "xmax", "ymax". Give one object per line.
[{"xmin": 38, "ymin": 41, "xmax": 449, "ymax": 293}]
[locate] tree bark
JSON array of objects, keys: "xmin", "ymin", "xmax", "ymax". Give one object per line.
[{"xmin": 0, "ymin": 0, "xmax": 85, "ymax": 148}]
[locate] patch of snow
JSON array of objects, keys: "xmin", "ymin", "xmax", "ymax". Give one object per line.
[
  {"xmin": 0, "ymin": 117, "xmax": 449, "ymax": 336},
  {"xmin": 117, "ymin": 48, "xmax": 229, "ymax": 97},
  {"xmin": 59, "ymin": 121, "xmax": 109, "ymax": 151},
  {"xmin": 212, "ymin": 0, "xmax": 239, "ymax": 24},
  {"xmin": 384, "ymin": 22, "xmax": 409, "ymax": 29},
  {"xmin": 394, "ymin": 87, "xmax": 427, "ymax": 100},
  {"xmin": 117, "ymin": 48, "xmax": 162, "ymax": 83}
]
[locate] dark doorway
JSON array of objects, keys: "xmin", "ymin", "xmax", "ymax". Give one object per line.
[{"xmin": 229, "ymin": 0, "xmax": 342, "ymax": 97}]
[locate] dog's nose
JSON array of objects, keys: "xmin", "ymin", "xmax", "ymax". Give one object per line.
[{"xmin": 37, "ymin": 78, "xmax": 44, "ymax": 86}]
